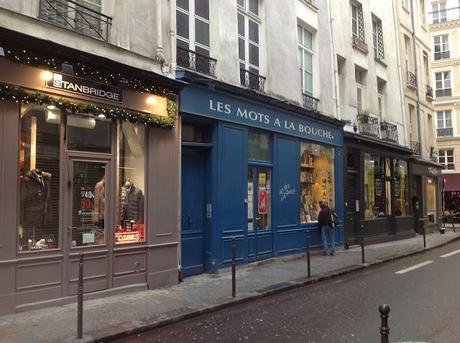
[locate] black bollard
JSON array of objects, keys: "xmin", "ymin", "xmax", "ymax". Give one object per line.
[
  {"xmin": 77, "ymin": 253, "xmax": 84, "ymax": 339},
  {"xmin": 232, "ymin": 238, "xmax": 236, "ymax": 298},
  {"xmin": 306, "ymin": 232, "xmax": 311, "ymax": 278},
  {"xmin": 379, "ymin": 304, "xmax": 390, "ymax": 343},
  {"xmin": 361, "ymin": 222, "xmax": 365, "ymax": 264},
  {"xmin": 423, "ymin": 224, "xmax": 426, "ymax": 248}
]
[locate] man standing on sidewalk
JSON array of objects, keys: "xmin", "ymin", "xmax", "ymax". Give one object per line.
[{"xmin": 318, "ymin": 201, "xmax": 335, "ymax": 256}]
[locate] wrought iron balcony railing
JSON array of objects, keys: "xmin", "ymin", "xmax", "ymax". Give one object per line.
[
  {"xmin": 302, "ymin": 93, "xmax": 319, "ymax": 112},
  {"xmin": 406, "ymin": 71, "xmax": 417, "ymax": 89},
  {"xmin": 380, "ymin": 122, "xmax": 398, "ymax": 143},
  {"xmin": 240, "ymin": 69, "xmax": 266, "ymax": 92},
  {"xmin": 426, "ymin": 84, "xmax": 433, "ymax": 100},
  {"xmin": 352, "ymin": 35, "xmax": 368, "ymax": 54},
  {"xmin": 357, "ymin": 113, "xmax": 379, "ymax": 137},
  {"xmin": 436, "ymin": 88, "xmax": 452, "ymax": 97},
  {"xmin": 177, "ymin": 47, "xmax": 217, "ymax": 77},
  {"xmin": 39, "ymin": 0, "xmax": 111, "ymax": 41},
  {"xmin": 437, "ymin": 127, "xmax": 454, "ymax": 137},
  {"xmin": 411, "ymin": 141, "xmax": 421, "ymax": 155}
]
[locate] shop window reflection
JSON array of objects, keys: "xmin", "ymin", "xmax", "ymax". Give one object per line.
[
  {"xmin": 364, "ymin": 154, "xmax": 386, "ymax": 219},
  {"xmin": 393, "ymin": 160, "xmax": 409, "ymax": 216}
]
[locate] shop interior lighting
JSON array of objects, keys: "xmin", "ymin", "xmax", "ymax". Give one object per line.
[
  {"xmin": 46, "ymin": 110, "xmax": 96, "ymax": 129},
  {"xmin": 98, "ymin": 113, "xmax": 106, "ymax": 119},
  {"xmin": 0, "ymin": 47, "xmax": 4, "ymax": 57},
  {"xmin": 47, "ymin": 105, "xmax": 56, "ymax": 110}
]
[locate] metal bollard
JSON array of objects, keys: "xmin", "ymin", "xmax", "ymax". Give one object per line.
[
  {"xmin": 306, "ymin": 232, "xmax": 311, "ymax": 278},
  {"xmin": 361, "ymin": 223, "xmax": 365, "ymax": 264},
  {"xmin": 232, "ymin": 238, "xmax": 236, "ymax": 298},
  {"xmin": 379, "ymin": 304, "xmax": 390, "ymax": 343},
  {"xmin": 77, "ymin": 253, "xmax": 84, "ymax": 339}
]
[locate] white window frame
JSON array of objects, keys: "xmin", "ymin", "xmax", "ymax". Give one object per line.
[
  {"xmin": 433, "ymin": 34, "xmax": 450, "ymax": 60},
  {"xmin": 437, "ymin": 110, "xmax": 452, "ymax": 129},
  {"xmin": 298, "ymin": 25, "xmax": 313, "ymax": 96},
  {"xmin": 372, "ymin": 15, "xmax": 384, "ymax": 60},
  {"xmin": 439, "ymin": 149, "xmax": 454, "ymax": 169},
  {"xmin": 435, "ymin": 71, "xmax": 452, "ymax": 95},
  {"xmin": 176, "ymin": 0, "xmax": 210, "ymax": 54},
  {"xmin": 351, "ymin": 2, "xmax": 364, "ymax": 41},
  {"xmin": 432, "ymin": 2, "xmax": 447, "ymax": 24},
  {"xmin": 238, "ymin": 0, "xmax": 261, "ymax": 73}
]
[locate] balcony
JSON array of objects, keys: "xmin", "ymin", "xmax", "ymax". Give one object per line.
[
  {"xmin": 429, "ymin": 7, "xmax": 460, "ymax": 24},
  {"xmin": 437, "ymin": 127, "xmax": 454, "ymax": 137},
  {"xmin": 302, "ymin": 93, "xmax": 319, "ymax": 112},
  {"xmin": 240, "ymin": 69, "xmax": 266, "ymax": 92},
  {"xmin": 177, "ymin": 47, "xmax": 217, "ymax": 77},
  {"xmin": 411, "ymin": 141, "xmax": 421, "ymax": 155},
  {"xmin": 406, "ymin": 71, "xmax": 416, "ymax": 89},
  {"xmin": 380, "ymin": 122, "xmax": 398, "ymax": 143},
  {"xmin": 357, "ymin": 113, "xmax": 379, "ymax": 137},
  {"xmin": 352, "ymin": 35, "xmax": 368, "ymax": 54},
  {"xmin": 426, "ymin": 84, "xmax": 433, "ymax": 100},
  {"xmin": 436, "ymin": 88, "xmax": 452, "ymax": 97},
  {"xmin": 38, "ymin": 0, "xmax": 111, "ymax": 42}
]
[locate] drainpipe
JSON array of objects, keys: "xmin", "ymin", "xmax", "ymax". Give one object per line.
[
  {"xmin": 327, "ymin": 0, "xmax": 341, "ymax": 120},
  {"xmin": 410, "ymin": 0, "xmax": 423, "ymax": 157}
]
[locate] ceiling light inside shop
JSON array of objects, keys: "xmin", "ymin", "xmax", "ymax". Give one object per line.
[
  {"xmin": 98, "ymin": 113, "xmax": 106, "ymax": 118},
  {"xmin": 146, "ymin": 96, "xmax": 157, "ymax": 105},
  {"xmin": 47, "ymin": 105, "xmax": 57, "ymax": 110},
  {"xmin": 45, "ymin": 111, "xmax": 96, "ymax": 129}
]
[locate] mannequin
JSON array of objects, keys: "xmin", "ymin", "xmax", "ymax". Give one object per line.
[
  {"xmin": 121, "ymin": 178, "xmax": 144, "ymax": 228},
  {"xmin": 20, "ymin": 169, "xmax": 52, "ymax": 227},
  {"xmin": 93, "ymin": 175, "xmax": 105, "ymax": 229}
]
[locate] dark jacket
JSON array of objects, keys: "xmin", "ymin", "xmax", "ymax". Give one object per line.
[
  {"xmin": 318, "ymin": 206, "xmax": 332, "ymax": 227},
  {"xmin": 20, "ymin": 170, "xmax": 52, "ymax": 227},
  {"xmin": 121, "ymin": 185, "xmax": 144, "ymax": 222}
]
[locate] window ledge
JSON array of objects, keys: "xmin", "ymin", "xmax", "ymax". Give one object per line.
[
  {"xmin": 374, "ymin": 57, "xmax": 387, "ymax": 68},
  {"xmin": 300, "ymin": 0, "xmax": 319, "ymax": 12},
  {"xmin": 352, "ymin": 39, "xmax": 369, "ymax": 55}
]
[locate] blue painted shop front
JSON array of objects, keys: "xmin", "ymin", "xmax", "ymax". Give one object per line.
[{"xmin": 180, "ymin": 85, "xmax": 344, "ymax": 275}]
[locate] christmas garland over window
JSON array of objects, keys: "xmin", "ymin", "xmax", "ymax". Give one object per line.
[{"xmin": 0, "ymin": 83, "xmax": 176, "ymax": 128}]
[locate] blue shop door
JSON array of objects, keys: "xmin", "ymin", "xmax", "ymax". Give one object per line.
[{"xmin": 181, "ymin": 148, "xmax": 206, "ymax": 277}]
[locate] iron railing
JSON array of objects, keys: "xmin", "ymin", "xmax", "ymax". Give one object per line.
[
  {"xmin": 380, "ymin": 122, "xmax": 398, "ymax": 143},
  {"xmin": 411, "ymin": 141, "xmax": 421, "ymax": 155},
  {"xmin": 436, "ymin": 88, "xmax": 452, "ymax": 97},
  {"xmin": 240, "ymin": 69, "xmax": 266, "ymax": 92},
  {"xmin": 352, "ymin": 35, "xmax": 368, "ymax": 53},
  {"xmin": 437, "ymin": 127, "xmax": 453, "ymax": 137},
  {"xmin": 406, "ymin": 71, "xmax": 416, "ymax": 89},
  {"xmin": 302, "ymin": 93, "xmax": 319, "ymax": 112},
  {"xmin": 177, "ymin": 47, "xmax": 217, "ymax": 77},
  {"xmin": 426, "ymin": 84, "xmax": 433, "ymax": 99},
  {"xmin": 429, "ymin": 7, "xmax": 460, "ymax": 24},
  {"xmin": 357, "ymin": 113, "xmax": 379, "ymax": 137},
  {"xmin": 39, "ymin": 0, "xmax": 111, "ymax": 41}
]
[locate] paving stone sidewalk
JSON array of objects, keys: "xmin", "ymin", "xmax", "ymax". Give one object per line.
[{"xmin": 1, "ymin": 231, "xmax": 459, "ymax": 343}]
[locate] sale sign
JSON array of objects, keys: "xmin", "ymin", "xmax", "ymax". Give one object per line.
[{"xmin": 258, "ymin": 189, "xmax": 268, "ymax": 214}]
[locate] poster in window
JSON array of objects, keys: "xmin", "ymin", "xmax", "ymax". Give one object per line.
[
  {"xmin": 80, "ymin": 187, "xmax": 95, "ymax": 228},
  {"xmin": 375, "ymin": 178, "xmax": 382, "ymax": 197},
  {"xmin": 258, "ymin": 189, "xmax": 268, "ymax": 214},
  {"xmin": 259, "ymin": 173, "xmax": 267, "ymax": 189},
  {"xmin": 394, "ymin": 180, "xmax": 400, "ymax": 197}
]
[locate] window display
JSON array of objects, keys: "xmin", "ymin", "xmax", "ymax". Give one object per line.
[
  {"xmin": 247, "ymin": 167, "xmax": 271, "ymax": 230},
  {"xmin": 115, "ymin": 122, "xmax": 145, "ymax": 244},
  {"xmin": 364, "ymin": 154, "xmax": 386, "ymax": 219},
  {"xmin": 300, "ymin": 143, "xmax": 335, "ymax": 224},
  {"xmin": 18, "ymin": 104, "xmax": 60, "ymax": 251},
  {"xmin": 393, "ymin": 160, "xmax": 409, "ymax": 216},
  {"xmin": 427, "ymin": 178, "xmax": 437, "ymax": 222}
]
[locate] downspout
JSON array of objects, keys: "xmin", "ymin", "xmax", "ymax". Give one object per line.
[
  {"xmin": 327, "ymin": 0, "xmax": 340, "ymax": 120},
  {"xmin": 410, "ymin": 0, "xmax": 423, "ymax": 157}
]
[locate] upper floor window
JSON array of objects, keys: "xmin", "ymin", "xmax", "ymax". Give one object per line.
[
  {"xmin": 372, "ymin": 15, "xmax": 384, "ymax": 61},
  {"xmin": 439, "ymin": 149, "xmax": 454, "ymax": 169},
  {"xmin": 432, "ymin": 2, "xmax": 447, "ymax": 24},
  {"xmin": 298, "ymin": 25, "xmax": 313, "ymax": 96},
  {"xmin": 355, "ymin": 67, "xmax": 366, "ymax": 113},
  {"xmin": 435, "ymin": 71, "xmax": 452, "ymax": 97},
  {"xmin": 377, "ymin": 78, "xmax": 386, "ymax": 118},
  {"xmin": 38, "ymin": 0, "xmax": 110, "ymax": 41},
  {"xmin": 437, "ymin": 110, "xmax": 453, "ymax": 137},
  {"xmin": 238, "ymin": 0, "xmax": 264, "ymax": 91},
  {"xmin": 351, "ymin": 2, "xmax": 365, "ymax": 42},
  {"xmin": 419, "ymin": 0, "xmax": 426, "ymax": 25},
  {"xmin": 434, "ymin": 34, "xmax": 450, "ymax": 60},
  {"xmin": 176, "ymin": 0, "xmax": 215, "ymax": 75}
]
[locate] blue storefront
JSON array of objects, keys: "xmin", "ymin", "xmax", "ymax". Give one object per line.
[{"xmin": 179, "ymin": 82, "xmax": 344, "ymax": 276}]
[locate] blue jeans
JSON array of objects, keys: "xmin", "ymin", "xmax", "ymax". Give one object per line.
[{"xmin": 321, "ymin": 225, "xmax": 336, "ymax": 254}]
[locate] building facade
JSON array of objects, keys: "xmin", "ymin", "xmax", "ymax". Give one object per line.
[
  {"xmin": 175, "ymin": 0, "xmax": 345, "ymax": 275},
  {"xmin": 0, "ymin": 1, "xmax": 181, "ymax": 315},
  {"xmin": 429, "ymin": 0, "xmax": 460, "ymax": 213}
]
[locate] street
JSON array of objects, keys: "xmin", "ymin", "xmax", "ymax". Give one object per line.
[{"xmin": 114, "ymin": 240, "xmax": 460, "ymax": 343}]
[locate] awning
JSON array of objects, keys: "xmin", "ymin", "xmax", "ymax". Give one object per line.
[{"xmin": 442, "ymin": 174, "xmax": 460, "ymax": 192}]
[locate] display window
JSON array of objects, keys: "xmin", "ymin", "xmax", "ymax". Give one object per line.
[
  {"xmin": 115, "ymin": 121, "xmax": 146, "ymax": 244},
  {"xmin": 427, "ymin": 178, "xmax": 437, "ymax": 222},
  {"xmin": 17, "ymin": 101, "xmax": 147, "ymax": 251},
  {"xmin": 299, "ymin": 142, "xmax": 335, "ymax": 224},
  {"xmin": 364, "ymin": 154, "xmax": 386, "ymax": 219},
  {"xmin": 247, "ymin": 167, "xmax": 271, "ymax": 231},
  {"xmin": 18, "ymin": 104, "xmax": 60, "ymax": 251},
  {"xmin": 393, "ymin": 160, "xmax": 409, "ymax": 216}
]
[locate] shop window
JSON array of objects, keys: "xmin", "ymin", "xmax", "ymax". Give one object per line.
[
  {"xmin": 426, "ymin": 178, "xmax": 437, "ymax": 222},
  {"xmin": 18, "ymin": 104, "xmax": 61, "ymax": 251},
  {"xmin": 115, "ymin": 122, "xmax": 146, "ymax": 244},
  {"xmin": 247, "ymin": 167, "xmax": 271, "ymax": 231},
  {"xmin": 393, "ymin": 160, "xmax": 409, "ymax": 216},
  {"xmin": 300, "ymin": 143, "xmax": 335, "ymax": 224},
  {"xmin": 248, "ymin": 130, "xmax": 271, "ymax": 161},
  {"xmin": 66, "ymin": 112, "xmax": 112, "ymax": 153},
  {"xmin": 364, "ymin": 154, "xmax": 386, "ymax": 219}
]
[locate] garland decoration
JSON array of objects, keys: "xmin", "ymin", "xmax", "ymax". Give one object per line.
[{"xmin": 0, "ymin": 83, "xmax": 176, "ymax": 128}]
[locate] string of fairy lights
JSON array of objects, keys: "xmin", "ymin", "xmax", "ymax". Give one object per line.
[{"xmin": 0, "ymin": 83, "xmax": 176, "ymax": 128}]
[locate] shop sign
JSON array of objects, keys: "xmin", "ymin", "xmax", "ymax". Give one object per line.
[
  {"xmin": 428, "ymin": 167, "xmax": 441, "ymax": 176},
  {"xmin": 279, "ymin": 183, "xmax": 296, "ymax": 201},
  {"xmin": 258, "ymin": 189, "xmax": 268, "ymax": 214},
  {"xmin": 46, "ymin": 72, "xmax": 123, "ymax": 102},
  {"xmin": 180, "ymin": 86, "xmax": 342, "ymax": 146},
  {"xmin": 115, "ymin": 231, "xmax": 140, "ymax": 243}
]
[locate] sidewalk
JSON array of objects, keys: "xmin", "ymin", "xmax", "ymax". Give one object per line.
[{"xmin": 1, "ymin": 231, "xmax": 459, "ymax": 343}]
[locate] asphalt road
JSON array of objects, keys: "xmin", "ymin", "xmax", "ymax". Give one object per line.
[{"xmin": 114, "ymin": 240, "xmax": 460, "ymax": 343}]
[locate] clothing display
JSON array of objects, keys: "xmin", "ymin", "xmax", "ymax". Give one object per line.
[
  {"xmin": 121, "ymin": 181, "xmax": 144, "ymax": 225},
  {"xmin": 20, "ymin": 169, "xmax": 52, "ymax": 227},
  {"xmin": 93, "ymin": 177, "xmax": 105, "ymax": 225}
]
